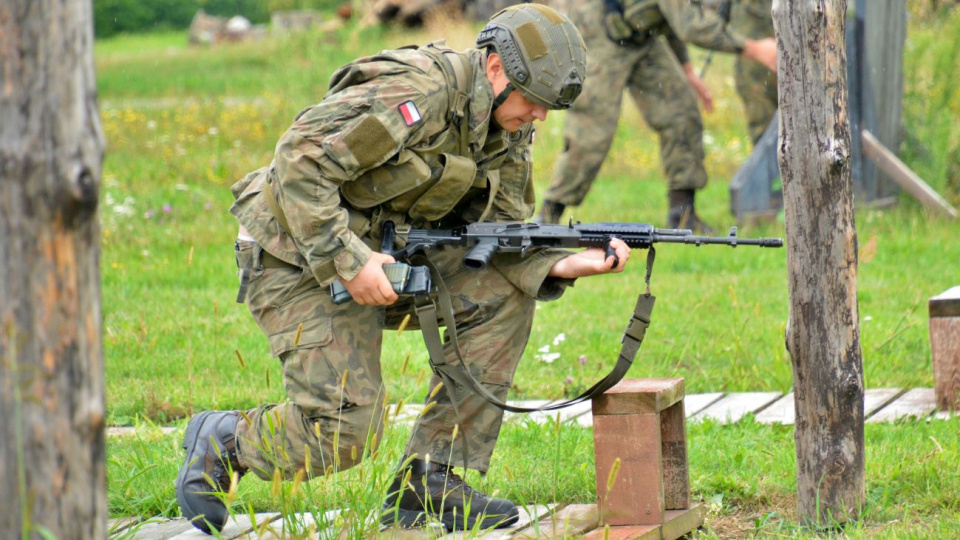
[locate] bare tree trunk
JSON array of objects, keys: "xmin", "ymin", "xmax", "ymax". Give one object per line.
[
  {"xmin": 0, "ymin": 1, "xmax": 105, "ymax": 538},
  {"xmin": 773, "ymin": 0, "xmax": 865, "ymax": 527}
]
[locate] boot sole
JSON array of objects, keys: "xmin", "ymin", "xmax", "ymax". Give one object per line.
[{"xmin": 175, "ymin": 411, "xmax": 220, "ymax": 534}]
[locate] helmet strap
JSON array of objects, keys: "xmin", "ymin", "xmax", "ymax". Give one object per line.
[{"xmin": 492, "ymin": 81, "xmax": 515, "ymax": 111}]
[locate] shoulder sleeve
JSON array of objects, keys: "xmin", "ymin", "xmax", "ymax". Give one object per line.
[
  {"xmin": 657, "ymin": 0, "xmax": 747, "ymax": 53},
  {"xmin": 272, "ymin": 69, "xmax": 449, "ymax": 283}
]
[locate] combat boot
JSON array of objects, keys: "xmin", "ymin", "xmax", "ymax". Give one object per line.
[
  {"xmin": 381, "ymin": 458, "xmax": 519, "ymax": 531},
  {"xmin": 175, "ymin": 410, "xmax": 247, "ymax": 534},
  {"xmin": 667, "ymin": 189, "xmax": 715, "ymax": 234},
  {"xmin": 534, "ymin": 200, "xmax": 566, "ymax": 224}
]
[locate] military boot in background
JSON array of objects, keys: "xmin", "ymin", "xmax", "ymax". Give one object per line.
[
  {"xmin": 534, "ymin": 200, "xmax": 566, "ymax": 224},
  {"xmin": 381, "ymin": 458, "xmax": 519, "ymax": 531},
  {"xmin": 176, "ymin": 410, "xmax": 248, "ymax": 534},
  {"xmin": 667, "ymin": 189, "xmax": 715, "ymax": 234}
]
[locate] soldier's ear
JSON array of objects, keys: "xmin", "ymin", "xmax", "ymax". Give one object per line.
[{"xmin": 485, "ymin": 52, "xmax": 508, "ymax": 93}]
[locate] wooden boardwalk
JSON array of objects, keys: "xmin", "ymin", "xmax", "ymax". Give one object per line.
[{"xmin": 107, "ymin": 388, "xmax": 952, "ymax": 539}]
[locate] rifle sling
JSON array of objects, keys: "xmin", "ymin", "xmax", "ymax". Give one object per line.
[{"xmin": 412, "ymin": 252, "xmax": 656, "ymax": 415}]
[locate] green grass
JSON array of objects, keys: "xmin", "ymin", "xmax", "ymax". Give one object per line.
[{"xmin": 98, "ymin": 10, "xmax": 960, "ymax": 538}]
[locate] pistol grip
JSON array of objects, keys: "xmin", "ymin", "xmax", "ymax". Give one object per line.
[{"xmin": 604, "ymin": 236, "xmax": 619, "ymax": 269}]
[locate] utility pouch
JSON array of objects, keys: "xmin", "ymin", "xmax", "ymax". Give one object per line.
[{"xmin": 409, "ymin": 153, "xmax": 478, "ymax": 222}]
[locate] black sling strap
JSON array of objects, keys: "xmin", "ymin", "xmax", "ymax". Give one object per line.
[{"xmin": 413, "ymin": 247, "xmax": 657, "ymax": 414}]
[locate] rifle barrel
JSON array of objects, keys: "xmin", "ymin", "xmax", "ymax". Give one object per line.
[{"xmin": 654, "ymin": 234, "xmax": 783, "ymax": 248}]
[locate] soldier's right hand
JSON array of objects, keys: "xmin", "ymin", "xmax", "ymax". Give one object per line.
[
  {"xmin": 743, "ymin": 37, "xmax": 778, "ymax": 72},
  {"xmin": 341, "ymin": 251, "xmax": 398, "ymax": 305}
]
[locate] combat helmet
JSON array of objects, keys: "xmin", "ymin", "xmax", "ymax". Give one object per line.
[{"xmin": 476, "ymin": 3, "xmax": 586, "ymax": 110}]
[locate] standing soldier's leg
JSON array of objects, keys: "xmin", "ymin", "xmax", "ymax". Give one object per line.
[
  {"xmin": 628, "ymin": 41, "xmax": 712, "ymax": 232},
  {"xmin": 177, "ymin": 240, "xmax": 386, "ymax": 533},
  {"xmin": 536, "ymin": 0, "xmax": 641, "ymax": 223}
]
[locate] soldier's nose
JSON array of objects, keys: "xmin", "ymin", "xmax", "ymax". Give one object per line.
[{"xmin": 532, "ymin": 106, "xmax": 548, "ymax": 122}]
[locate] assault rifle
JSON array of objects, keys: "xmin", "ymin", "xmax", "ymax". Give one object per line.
[{"xmin": 331, "ymin": 221, "xmax": 783, "ymax": 304}]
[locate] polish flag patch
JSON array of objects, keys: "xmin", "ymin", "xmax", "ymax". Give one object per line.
[{"xmin": 398, "ymin": 101, "xmax": 422, "ymax": 126}]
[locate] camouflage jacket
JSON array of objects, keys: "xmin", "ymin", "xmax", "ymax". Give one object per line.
[
  {"xmin": 604, "ymin": 0, "xmax": 748, "ymax": 55},
  {"xmin": 729, "ymin": 0, "xmax": 774, "ymax": 40},
  {"xmin": 230, "ymin": 42, "xmax": 539, "ymax": 288}
]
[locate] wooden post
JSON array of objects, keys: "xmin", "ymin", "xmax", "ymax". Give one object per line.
[
  {"xmin": 775, "ymin": 0, "xmax": 866, "ymax": 527},
  {"xmin": 589, "ymin": 379, "xmax": 704, "ymax": 539},
  {"xmin": 0, "ymin": 1, "xmax": 106, "ymax": 538},
  {"xmin": 930, "ymin": 287, "xmax": 960, "ymax": 410}
]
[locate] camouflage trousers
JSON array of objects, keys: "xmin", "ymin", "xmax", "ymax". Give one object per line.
[
  {"xmin": 233, "ymin": 240, "xmax": 565, "ymax": 479},
  {"xmin": 543, "ymin": 0, "xmax": 707, "ymax": 208},
  {"xmin": 731, "ymin": 0, "xmax": 778, "ymax": 145}
]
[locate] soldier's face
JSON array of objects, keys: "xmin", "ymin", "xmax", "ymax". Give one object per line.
[
  {"xmin": 494, "ymin": 91, "xmax": 549, "ymax": 132},
  {"xmin": 486, "ymin": 53, "xmax": 549, "ymax": 132}
]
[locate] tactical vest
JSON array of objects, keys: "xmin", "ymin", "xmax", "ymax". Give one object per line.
[
  {"xmin": 332, "ymin": 43, "xmax": 527, "ymax": 239},
  {"xmin": 602, "ymin": 0, "xmax": 666, "ymax": 46}
]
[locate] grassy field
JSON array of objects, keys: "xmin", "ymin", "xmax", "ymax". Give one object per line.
[{"xmin": 98, "ymin": 7, "xmax": 960, "ymax": 538}]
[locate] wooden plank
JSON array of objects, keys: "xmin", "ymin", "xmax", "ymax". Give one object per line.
[
  {"xmin": 243, "ymin": 510, "xmax": 342, "ymax": 539},
  {"xmin": 580, "ymin": 523, "xmax": 660, "ymax": 539},
  {"xmin": 929, "ymin": 286, "xmax": 960, "ymax": 318},
  {"xmin": 683, "ymin": 393, "xmax": 724, "ymax": 417},
  {"xmin": 106, "ymin": 426, "xmax": 177, "ymax": 437},
  {"xmin": 864, "ymin": 388, "xmax": 906, "ymax": 417},
  {"xmin": 691, "ymin": 392, "xmax": 782, "ymax": 424},
  {"xmin": 754, "ymin": 393, "xmax": 794, "ymax": 424},
  {"xmin": 661, "ymin": 504, "xmax": 706, "ymax": 540},
  {"xmin": 513, "ymin": 504, "xmax": 599, "ymax": 539},
  {"xmin": 867, "ymin": 388, "xmax": 937, "ymax": 423},
  {"xmin": 931, "ymin": 290, "xmax": 960, "ymax": 409},
  {"xmin": 126, "ymin": 518, "xmax": 195, "ymax": 540},
  {"xmin": 379, "ymin": 523, "xmax": 446, "ymax": 539},
  {"xmin": 592, "ymin": 378, "xmax": 685, "ymax": 416},
  {"xmin": 386, "ymin": 403, "xmax": 425, "ymax": 425},
  {"xmin": 861, "ymin": 130, "xmax": 959, "ymax": 219},
  {"xmin": 168, "ymin": 513, "xmax": 281, "ymax": 539},
  {"xmin": 444, "ymin": 505, "xmax": 554, "ymax": 540},
  {"xmin": 594, "ymin": 414, "xmax": 664, "ymax": 526},
  {"xmin": 504, "ymin": 400, "xmax": 554, "ymax": 421},
  {"xmin": 754, "ymin": 389, "xmax": 907, "ymax": 424},
  {"xmin": 108, "ymin": 516, "xmax": 140, "ymax": 535},
  {"xmin": 660, "ymin": 402, "xmax": 689, "ymax": 511}
]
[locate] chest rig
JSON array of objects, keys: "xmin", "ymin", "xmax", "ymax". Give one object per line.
[{"xmin": 336, "ymin": 44, "xmax": 517, "ymax": 238}]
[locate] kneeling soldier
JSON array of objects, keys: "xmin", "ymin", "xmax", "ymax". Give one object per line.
[{"xmin": 176, "ymin": 3, "xmax": 632, "ymax": 534}]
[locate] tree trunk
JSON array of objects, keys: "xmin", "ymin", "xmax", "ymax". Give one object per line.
[
  {"xmin": 773, "ymin": 0, "xmax": 865, "ymax": 527},
  {"xmin": 0, "ymin": 1, "xmax": 106, "ymax": 538}
]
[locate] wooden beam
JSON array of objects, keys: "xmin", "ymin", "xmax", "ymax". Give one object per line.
[{"xmin": 860, "ymin": 130, "xmax": 959, "ymax": 219}]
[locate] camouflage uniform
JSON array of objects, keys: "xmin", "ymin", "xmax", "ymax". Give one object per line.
[
  {"xmin": 542, "ymin": 0, "xmax": 749, "ymax": 210},
  {"xmin": 229, "ymin": 42, "xmax": 575, "ymax": 478},
  {"xmin": 729, "ymin": 0, "xmax": 777, "ymax": 145}
]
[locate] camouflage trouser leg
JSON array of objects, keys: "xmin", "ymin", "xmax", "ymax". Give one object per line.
[
  {"xmin": 542, "ymin": 0, "xmax": 646, "ymax": 207},
  {"xmin": 234, "ymin": 241, "xmax": 555, "ymax": 477},
  {"xmin": 234, "ymin": 240, "xmax": 387, "ymax": 480},
  {"xmin": 401, "ymin": 248, "xmax": 539, "ymax": 473},
  {"xmin": 735, "ymin": 57, "xmax": 778, "ymax": 145},
  {"xmin": 626, "ymin": 40, "xmax": 708, "ymax": 192}
]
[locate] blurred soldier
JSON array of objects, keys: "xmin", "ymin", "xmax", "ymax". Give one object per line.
[
  {"xmin": 535, "ymin": 0, "xmax": 777, "ymax": 230},
  {"xmin": 174, "ymin": 4, "xmax": 632, "ymax": 535},
  {"xmin": 729, "ymin": 0, "xmax": 778, "ymax": 145}
]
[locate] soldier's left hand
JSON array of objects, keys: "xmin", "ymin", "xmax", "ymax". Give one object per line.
[{"xmin": 547, "ymin": 237, "xmax": 630, "ymax": 279}]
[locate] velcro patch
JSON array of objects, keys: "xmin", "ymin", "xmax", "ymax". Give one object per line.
[
  {"xmin": 398, "ymin": 101, "xmax": 422, "ymax": 126},
  {"xmin": 343, "ymin": 116, "xmax": 396, "ymax": 171}
]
